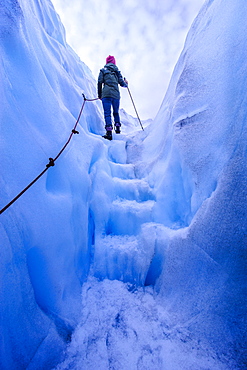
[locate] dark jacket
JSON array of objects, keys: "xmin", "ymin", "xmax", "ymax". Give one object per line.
[{"xmin": 98, "ymin": 63, "xmax": 127, "ymax": 100}]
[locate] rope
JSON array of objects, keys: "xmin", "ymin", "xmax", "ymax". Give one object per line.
[{"xmin": 0, "ymin": 94, "xmax": 99, "ymax": 215}]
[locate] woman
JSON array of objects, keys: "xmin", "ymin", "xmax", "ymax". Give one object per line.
[{"xmin": 98, "ymin": 55, "xmax": 128, "ymax": 140}]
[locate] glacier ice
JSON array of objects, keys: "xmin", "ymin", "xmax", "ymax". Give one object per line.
[{"xmin": 0, "ymin": 0, "xmax": 246, "ymax": 369}]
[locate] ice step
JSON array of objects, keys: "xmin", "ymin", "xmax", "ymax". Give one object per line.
[
  {"xmin": 106, "ymin": 199, "xmax": 155, "ymax": 235},
  {"xmin": 92, "ymin": 233, "xmax": 155, "ymax": 285},
  {"xmin": 107, "ymin": 139, "xmax": 127, "ymax": 164},
  {"xmin": 109, "ymin": 162, "xmax": 136, "ymax": 179},
  {"xmin": 112, "ymin": 177, "xmax": 155, "ymax": 202}
]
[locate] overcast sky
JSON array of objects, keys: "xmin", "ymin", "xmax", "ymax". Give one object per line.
[{"xmin": 52, "ymin": 0, "xmax": 205, "ymax": 120}]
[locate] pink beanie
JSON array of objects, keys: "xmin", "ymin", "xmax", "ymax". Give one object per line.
[{"xmin": 106, "ymin": 55, "xmax": 116, "ymax": 64}]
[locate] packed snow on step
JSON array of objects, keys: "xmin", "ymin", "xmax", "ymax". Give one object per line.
[
  {"xmin": 0, "ymin": 0, "xmax": 246, "ymax": 369},
  {"xmin": 55, "ymin": 279, "xmax": 227, "ymax": 370}
]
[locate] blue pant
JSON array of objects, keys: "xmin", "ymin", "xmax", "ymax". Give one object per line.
[{"xmin": 102, "ymin": 97, "xmax": 121, "ymax": 131}]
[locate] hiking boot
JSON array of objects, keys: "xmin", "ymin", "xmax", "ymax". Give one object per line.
[
  {"xmin": 115, "ymin": 125, "xmax": 121, "ymax": 134},
  {"xmin": 102, "ymin": 131, "xmax": 112, "ymax": 141}
]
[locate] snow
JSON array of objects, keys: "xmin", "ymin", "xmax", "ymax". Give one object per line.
[
  {"xmin": 56, "ymin": 279, "xmax": 227, "ymax": 370},
  {"xmin": 0, "ymin": 0, "xmax": 246, "ymax": 369}
]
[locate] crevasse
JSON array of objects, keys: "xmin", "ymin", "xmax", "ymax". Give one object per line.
[{"xmin": 0, "ymin": 0, "xmax": 246, "ymax": 369}]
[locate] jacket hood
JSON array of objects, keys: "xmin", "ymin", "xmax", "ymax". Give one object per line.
[{"xmin": 104, "ymin": 63, "xmax": 118, "ymax": 72}]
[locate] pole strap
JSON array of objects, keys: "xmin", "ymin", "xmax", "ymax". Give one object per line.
[{"xmin": 126, "ymin": 86, "xmax": 144, "ymax": 131}]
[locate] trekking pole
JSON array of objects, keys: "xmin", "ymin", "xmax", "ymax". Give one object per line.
[{"xmin": 125, "ymin": 80, "xmax": 144, "ymax": 131}]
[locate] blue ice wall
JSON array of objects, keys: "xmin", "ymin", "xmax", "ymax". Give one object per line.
[
  {"xmin": 0, "ymin": 0, "xmax": 105, "ymax": 368},
  {"xmin": 141, "ymin": 0, "xmax": 247, "ymax": 366}
]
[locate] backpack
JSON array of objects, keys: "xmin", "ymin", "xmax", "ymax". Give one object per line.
[{"xmin": 101, "ymin": 66, "xmax": 119, "ymax": 86}]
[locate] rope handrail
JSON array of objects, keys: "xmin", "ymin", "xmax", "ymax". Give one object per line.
[{"xmin": 0, "ymin": 94, "xmax": 99, "ymax": 215}]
